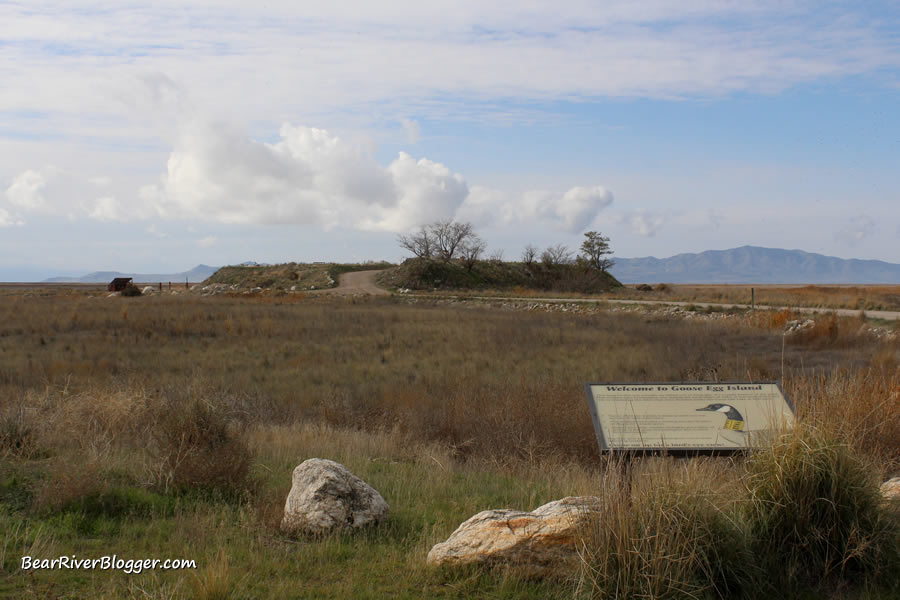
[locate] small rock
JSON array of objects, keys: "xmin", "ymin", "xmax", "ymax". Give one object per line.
[
  {"xmin": 427, "ymin": 496, "xmax": 601, "ymax": 572},
  {"xmin": 250, "ymin": 287, "xmax": 263, "ymax": 293},
  {"xmin": 881, "ymin": 477, "xmax": 900, "ymax": 500},
  {"xmin": 281, "ymin": 458, "xmax": 389, "ymax": 536},
  {"xmin": 142, "ymin": 286, "xmax": 155, "ymax": 294}
]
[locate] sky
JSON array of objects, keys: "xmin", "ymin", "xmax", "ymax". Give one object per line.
[{"xmin": 1, "ymin": 0, "xmax": 899, "ymax": 279}]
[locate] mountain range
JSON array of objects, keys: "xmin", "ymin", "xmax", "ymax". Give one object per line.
[
  {"xmin": 43, "ymin": 264, "xmax": 220, "ymax": 284},
  {"xmin": 610, "ymin": 246, "xmax": 900, "ymax": 284},
  {"xmin": 33, "ymin": 247, "xmax": 900, "ymax": 285}
]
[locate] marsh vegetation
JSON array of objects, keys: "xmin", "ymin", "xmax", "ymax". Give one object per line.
[{"xmin": 1, "ymin": 292, "xmax": 897, "ymax": 598}]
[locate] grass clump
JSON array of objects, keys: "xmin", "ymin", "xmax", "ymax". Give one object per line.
[
  {"xmin": 744, "ymin": 426, "xmax": 900, "ymax": 596},
  {"xmin": 120, "ymin": 284, "xmax": 142, "ymax": 297},
  {"xmin": 149, "ymin": 397, "xmax": 252, "ymax": 497},
  {"xmin": 0, "ymin": 402, "xmax": 35, "ymax": 459},
  {"xmin": 577, "ymin": 459, "xmax": 755, "ymax": 600}
]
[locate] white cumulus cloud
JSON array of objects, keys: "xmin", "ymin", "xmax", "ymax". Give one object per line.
[
  {"xmin": 0, "ymin": 207, "xmax": 24, "ymax": 227},
  {"xmin": 6, "ymin": 170, "xmax": 48, "ymax": 210},
  {"xmin": 620, "ymin": 210, "xmax": 667, "ymax": 236},
  {"xmin": 4, "ymin": 120, "xmax": 614, "ymax": 235},
  {"xmin": 143, "ymin": 121, "xmax": 467, "ymax": 232},
  {"xmin": 456, "ymin": 185, "xmax": 613, "ymax": 232},
  {"xmin": 4, "ymin": 167, "xmax": 136, "ymax": 222},
  {"xmin": 88, "ymin": 197, "xmax": 127, "ymax": 222}
]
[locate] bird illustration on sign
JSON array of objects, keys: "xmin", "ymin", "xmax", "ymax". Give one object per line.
[{"xmin": 696, "ymin": 403, "xmax": 748, "ymax": 445}]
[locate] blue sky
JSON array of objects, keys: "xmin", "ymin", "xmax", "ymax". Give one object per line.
[{"xmin": 1, "ymin": 1, "xmax": 898, "ymax": 279}]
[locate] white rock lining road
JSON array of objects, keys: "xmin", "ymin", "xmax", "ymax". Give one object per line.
[
  {"xmin": 328, "ymin": 270, "xmax": 900, "ymax": 321},
  {"xmin": 457, "ymin": 296, "xmax": 900, "ymax": 321}
]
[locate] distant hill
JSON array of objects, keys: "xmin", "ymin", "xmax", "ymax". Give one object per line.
[
  {"xmin": 611, "ymin": 246, "xmax": 900, "ymax": 284},
  {"xmin": 43, "ymin": 264, "xmax": 219, "ymax": 283}
]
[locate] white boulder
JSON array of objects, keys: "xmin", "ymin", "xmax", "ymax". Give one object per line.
[
  {"xmin": 882, "ymin": 477, "xmax": 900, "ymax": 500},
  {"xmin": 281, "ymin": 458, "xmax": 389, "ymax": 536},
  {"xmin": 427, "ymin": 496, "xmax": 602, "ymax": 571}
]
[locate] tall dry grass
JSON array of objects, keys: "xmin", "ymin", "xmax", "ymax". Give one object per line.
[
  {"xmin": 575, "ymin": 457, "xmax": 752, "ymax": 600},
  {"xmin": 743, "ymin": 425, "xmax": 900, "ymax": 594},
  {"xmin": 1, "ymin": 293, "xmax": 896, "ymax": 471}
]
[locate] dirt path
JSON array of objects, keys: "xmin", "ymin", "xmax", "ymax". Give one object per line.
[{"xmin": 324, "ymin": 270, "xmax": 389, "ymax": 296}]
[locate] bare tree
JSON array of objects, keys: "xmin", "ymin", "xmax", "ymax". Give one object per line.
[
  {"xmin": 489, "ymin": 248, "xmax": 504, "ymax": 263},
  {"xmin": 459, "ymin": 235, "xmax": 487, "ymax": 271},
  {"xmin": 521, "ymin": 244, "xmax": 538, "ymax": 265},
  {"xmin": 431, "ymin": 219, "xmax": 474, "ymax": 261},
  {"xmin": 396, "ymin": 226, "xmax": 434, "ymax": 259},
  {"xmin": 579, "ymin": 231, "xmax": 614, "ymax": 272},
  {"xmin": 397, "ymin": 220, "xmax": 478, "ymax": 261},
  {"xmin": 541, "ymin": 244, "xmax": 573, "ymax": 266}
]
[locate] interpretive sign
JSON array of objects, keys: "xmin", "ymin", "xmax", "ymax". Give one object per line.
[{"xmin": 584, "ymin": 382, "xmax": 794, "ymax": 453}]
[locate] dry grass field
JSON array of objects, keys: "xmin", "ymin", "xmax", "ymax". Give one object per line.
[
  {"xmin": 613, "ymin": 284, "xmax": 900, "ymax": 312},
  {"xmin": 400, "ymin": 282, "xmax": 900, "ymax": 313},
  {"xmin": 1, "ymin": 290, "xmax": 898, "ymax": 598}
]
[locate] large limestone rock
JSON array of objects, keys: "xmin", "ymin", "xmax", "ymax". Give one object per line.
[
  {"xmin": 882, "ymin": 477, "xmax": 900, "ymax": 500},
  {"xmin": 427, "ymin": 496, "xmax": 602, "ymax": 571},
  {"xmin": 281, "ymin": 458, "xmax": 389, "ymax": 536}
]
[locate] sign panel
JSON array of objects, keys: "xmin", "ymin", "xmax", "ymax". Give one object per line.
[{"xmin": 584, "ymin": 382, "xmax": 794, "ymax": 453}]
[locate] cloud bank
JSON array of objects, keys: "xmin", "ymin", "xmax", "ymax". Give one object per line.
[
  {"xmin": 3, "ymin": 122, "xmax": 612, "ymax": 233},
  {"xmin": 3, "ymin": 1, "xmax": 899, "ymax": 145}
]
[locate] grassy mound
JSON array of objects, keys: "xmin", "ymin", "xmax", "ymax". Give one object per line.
[
  {"xmin": 204, "ymin": 262, "xmax": 393, "ymax": 291},
  {"xmin": 381, "ymin": 258, "xmax": 622, "ymax": 293}
]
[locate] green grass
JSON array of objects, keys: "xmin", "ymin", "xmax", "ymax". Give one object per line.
[{"xmin": 2, "ymin": 424, "xmax": 588, "ymax": 599}]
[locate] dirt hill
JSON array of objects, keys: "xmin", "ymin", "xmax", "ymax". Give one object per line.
[{"xmin": 203, "ymin": 262, "xmax": 392, "ymax": 292}]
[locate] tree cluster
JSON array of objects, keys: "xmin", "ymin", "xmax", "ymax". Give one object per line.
[
  {"xmin": 397, "ymin": 220, "xmax": 487, "ymax": 270},
  {"xmin": 398, "ymin": 221, "xmax": 613, "ymax": 274},
  {"xmin": 523, "ymin": 232, "xmax": 613, "ymax": 272}
]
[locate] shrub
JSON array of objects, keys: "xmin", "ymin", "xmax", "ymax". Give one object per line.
[
  {"xmin": 120, "ymin": 284, "xmax": 142, "ymax": 297},
  {"xmin": 635, "ymin": 284, "xmax": 653, "ymax": 292},
  {"xmin": 148, "ymin": 398, "xmax": 252, "ymax": 497},
  {"xmin": 744, "ymin": 425, "xmax": 900, "ymax": 594},
  {"xmin": 31, "ymin": 457, "xmax": 106, "ymax": 514},
  {"xmin": 0, "ymin": 403, "xmax": 34, "ymax": 458}
]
